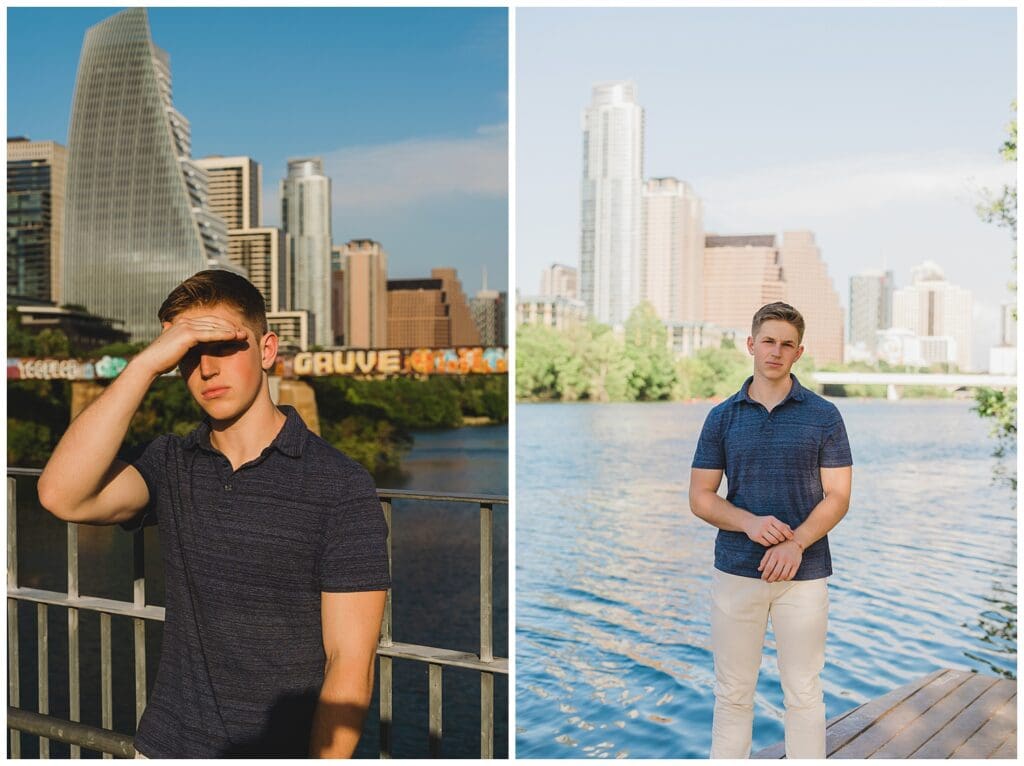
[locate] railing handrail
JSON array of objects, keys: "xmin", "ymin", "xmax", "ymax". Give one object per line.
[
  {"xmin": 7, "ymin": 467, "xmax": 509, "ymax": 506},
  {"xmin": 7, "ymin": 469, "xmax": 507, "ymax": 759}
]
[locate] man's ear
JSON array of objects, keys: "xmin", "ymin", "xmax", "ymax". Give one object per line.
[
  {"xmin": 746, "ymin": 335, "xmax": 755, "ymax": 355},
  {"xmin": 261, "ymin": 331, "xmax": 279, "ymax": 371}
]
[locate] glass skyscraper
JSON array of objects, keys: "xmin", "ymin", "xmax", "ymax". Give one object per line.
[
  {"xmin": 63, "ymin": 8, "xmax": 237, "ymax": 341},
  {"xmin": 281, "ymin": 158, "xmax": 333, "ymax": 347},
  {"xmin": 580, "ymin": 81, "xmax": 644, "ymax": 327}
]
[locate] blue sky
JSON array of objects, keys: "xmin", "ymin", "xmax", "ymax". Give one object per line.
[
  {"xmin": 517, "ymin": 7, "xmax": 1016, "ymax": 369},
  {"xmin": 7, "ymin": 6, "xmax": 508, "ymax": 293}
]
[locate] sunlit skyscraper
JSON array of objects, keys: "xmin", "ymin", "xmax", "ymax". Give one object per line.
[
  {"xmin": 281, "ymin": 158, "xmax": 332, "ymax": 346},
  {"xmin": 62, "ymin": 8, "xmax": 238, "ymax": 341},
  {"xmin": 580, "ymin": 81, "xmax": 644, "ymax": 326},
  {"xmin": 641, "ymin": 177, "xmax": 703, "ymax": 323}
]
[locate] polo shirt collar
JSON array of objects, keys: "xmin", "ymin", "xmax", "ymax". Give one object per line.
[
  {"xmin": 737, "ymin": 373, "xmax": 806, "ymax": 407},
  {"xmin": 183, "ymin": 404, "xmax": 307, "ymax": 458}
]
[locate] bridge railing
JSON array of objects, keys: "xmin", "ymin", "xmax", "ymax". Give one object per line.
[{"xmin": 6, "ymin": 468, "xmax": 508, "ymax": 759}]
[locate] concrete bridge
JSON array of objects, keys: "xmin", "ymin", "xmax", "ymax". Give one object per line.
[{"xmin": 811, "ymin": 372, "xmax": 1017, "ymax": 401}]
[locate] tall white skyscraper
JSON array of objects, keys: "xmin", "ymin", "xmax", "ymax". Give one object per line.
[
  {"xmin": 892, "ymin": 260, "xmax": 973, "ymax": 370},
  {"xmin": 580, "ymin": 81, "xmax": 644, "ymax": 326},
  {"xmin": 641, "ymin": 177, "xmax": 704, "ymax": 322},
  {"xmin": 281, "ymin": 158, "xmax": 332, "ymax": 346}
]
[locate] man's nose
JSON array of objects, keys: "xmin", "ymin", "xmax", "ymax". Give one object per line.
[{"xmin": 199, "ymin": 353, "xmax": 219, "ymax": 378}]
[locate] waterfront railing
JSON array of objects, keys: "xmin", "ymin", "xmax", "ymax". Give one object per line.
[{"xmin": 6, "ymin": 467, "xmax": 508, "ymax": 759}]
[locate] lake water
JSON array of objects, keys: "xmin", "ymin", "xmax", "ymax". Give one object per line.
[
  {"xmin": 515, "ymin": 399, "xmax": 1016, "ymax": 758},
  {"xmin": 10, "ymin": 423, "xmax": 508, "ymax": 759}
]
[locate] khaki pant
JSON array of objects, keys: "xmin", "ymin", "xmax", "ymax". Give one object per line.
[{"xmin": 710, "ymin": 569, "xmax": 828, "ymax": 759}]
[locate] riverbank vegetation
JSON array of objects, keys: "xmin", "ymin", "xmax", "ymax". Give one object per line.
[
  {"xmin": 518, "ymin": 302, "xmax": 962, "ymax": 403},
  {"xmin": 7, "ymin": 312, "xmax": 508, "ymax": 475}
]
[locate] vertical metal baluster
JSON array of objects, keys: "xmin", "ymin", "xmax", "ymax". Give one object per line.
[
  {"xmin": 379, "ymin": 498, "xmax": 393, "ymax": 759},
  {"xmin": 100, "ymin": 612, "xmax": 113, "ymax": 759},
  {"xmin": 8, "ymin": 477, "xmax": 21, "ymax": 757},
  {"xmin": 479, "ymin": 502, "xmax": 494, "ymax": 757},
  {"xmin": 38, "ymin": 603, "xmax": 50, "ymax": 757},
  {"xmin": 428, "ymin": 664, "xmax": 442, "ymax": 758},
  {"xmin": 68, "ymin": 523, "xmax": 81, "ymax": 757},
  {"xmin": 132, "ymin": 531, "xmax": 146, "ymax": 726}
]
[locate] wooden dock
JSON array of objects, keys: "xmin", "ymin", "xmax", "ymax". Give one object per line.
[{"xmin": 753, "ymin": 668, "xmax": 1016, "ymax": 759}]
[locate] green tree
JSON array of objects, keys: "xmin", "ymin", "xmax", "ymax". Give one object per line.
[{"xmin": 623, "ymin": 302, "xmax": 677, "ymax": 400}]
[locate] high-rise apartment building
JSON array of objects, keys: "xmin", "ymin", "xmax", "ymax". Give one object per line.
[
  {"xmin": 641, "ymin": 177, "xmax": 704, "ymax": 323},
  {"xmin": 8, "ymin": 138, "xmax": 67, "ymax": 304},
  {"xmin": 849, "ymin": 269, "xmax": 894, "ymax": 355},
  {"xmin": 339, "ymin": 239, "xmax": 388, "ymax": 348},
  {"xmin": 703, "ymin": 235, "xmax": 786, "ymax": 335},
  {"xmin": 516, "ymin": 295, "xmax": 589, "ymax": 332},
  {"xmin": 892, "ymin": 260, "xmax": 973, "ymax": 370},
  {"xmin": 281, "ymin": 158, "xmax": 332, "ymax": 346},
  {"xmin": 580, "ymin": 81, "xmax": 644, "ymax": 326},
  {"xmin": 471, "ymin": 289, "xmax": 507, "ymax": 346},
  {"xmin": 192, "ymin": 156, "xmax": 260, "ymax": 229},
  {"xmin": 62, "ymin": 8, "xmax": 238, "ymax": 341},
  {"xmin": 778, "ymin": 231, "xmax": 844, "ymax": 365},
  {"xmin": 540, "ymin": 263, "xmax": 578, "ymax": 300},
  {"xmin": 388, "ymin": 268, "xmax": 481, "ymax": 348},
  {"xmin": 193, "ymin": 156, "xmax": 289, "ymax": 312}
]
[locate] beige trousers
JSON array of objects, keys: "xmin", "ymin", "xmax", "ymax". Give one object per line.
[{"xmin": 710, "ymin": 569, "xmax": 828, "ymax": 759}]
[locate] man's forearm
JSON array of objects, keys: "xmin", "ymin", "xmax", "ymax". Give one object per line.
[
  {"xmin": 689, "ymin": 488, "xmax": 756, "ymax": 533},
  {"xmin": 792, "ymin": 493, "xmax": 849, "ymax": 550},
  {"xmin": 38, "ymin": 358, "xmax": 157, "ymax": 514},
  {"xmin": 309, "ymin": 658, "xmax": 374, "ymax": 758}
]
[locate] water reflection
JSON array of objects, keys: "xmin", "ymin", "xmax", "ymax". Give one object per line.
[{"xmin": 517, "ymin": 400, "xmax": 1016, "ymax": 758}]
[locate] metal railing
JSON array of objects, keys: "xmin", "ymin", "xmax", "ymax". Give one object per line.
[{"xmin": 7, "ymin": 468, "xmax": 508, "ymax": 759}]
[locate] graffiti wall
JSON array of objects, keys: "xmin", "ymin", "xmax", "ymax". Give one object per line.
[{"xmin": 8, "ymin": 347, "xmax": 508, "ymax": 381}]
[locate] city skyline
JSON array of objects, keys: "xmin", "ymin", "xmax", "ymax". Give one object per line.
[
  {"xmin": 518, "ymin": 7, "xmax": 1016, "ymax": 369},
  {"xmin": 8, "ymin": 7, "xmax": 508, "ymax": 295}
]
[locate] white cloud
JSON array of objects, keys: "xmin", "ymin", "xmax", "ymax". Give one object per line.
[
  {"xmin": 699, "ymin": 150, "xmax": 1015, "ymax": 231},
  {"xmin": 263, "ymin": 125, "xmax": 507, "ymax": 226}
]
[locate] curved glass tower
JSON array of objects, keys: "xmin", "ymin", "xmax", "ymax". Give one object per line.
[{"xmin": 63, "ymin": 8, "xmax": 235, "ymax": 341}]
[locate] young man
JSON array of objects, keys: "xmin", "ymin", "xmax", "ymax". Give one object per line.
[
  {"xmin": 38, "ymin": 270, "xmax": 390, "ymax": 758},
  {"xmin": 689, "ymin": 302, "xmax": 853, "ymax": 759}
]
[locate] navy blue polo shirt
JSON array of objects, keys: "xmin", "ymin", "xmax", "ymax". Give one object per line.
[
  {"xmin": 124, "ymin": 405, "xmax": 390, "ymax": 757},
  {"xmin": 691, "ymin": 374, "xmax": 852, "ymax": 580}
]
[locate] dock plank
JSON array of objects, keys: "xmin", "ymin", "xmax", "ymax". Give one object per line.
[
  {"xmin": 872, "ymin": 673, "xmax": 997, "ymax": 758},
  {"xmin": 991, "ymin": 735, "xmax": 1016, "ymax": 759},
  {"xmin": 953, "ymin": 693, "xmax": 1017, "ymax": 759},
  {"xmin": 832, "ymin": 669, "xmax": 972, "ymax": 758},
  {"xmin": 912, "ymin": 679, "xmax": 1016, "ymax": 758}
]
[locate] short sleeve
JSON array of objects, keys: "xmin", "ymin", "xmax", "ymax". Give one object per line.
[
  {"xmin": 819, "ymin": 417, "xmax": 853, "ymax": 468},
  {"xmin": 692, "ymin": 409, "xmax": 726, "ymax": 470},
  {"xmin": 319, "ymin": 474, "xmax": 391, "ymax": 592},
  {"xmin": 119, "ymin": 435, "xmax": 169, "ymax": 532}
]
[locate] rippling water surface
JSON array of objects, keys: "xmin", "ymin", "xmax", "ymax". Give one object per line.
[{"xmin": 515, "ymin": 399, "xmax": 1016, "ymax": 758}]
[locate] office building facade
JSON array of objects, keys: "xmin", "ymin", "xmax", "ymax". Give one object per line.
[
  {"xmin": 580, "ymin": 81, "xmax": 644, "ymax": 326},
  {"xmin": 702, "ymin": 235, "xmax": 786, "ymax": 337},
  {"xmin": 281, "ymin": 157, "xmax": 332, "ymax": 346},
  {"xmin": 8, "ymin": 138, "xmax": 67, "ymax": 304},
  {"xmin": 339, "ymin": 239, "xmax": 388, "ymax": 348},
  {"xmin": 62, "ymin": 8, "xmax": 237, "ymax": 341},
  {"xmin": 778, "ymin": 231, "xmax": 844, "ymax": 365},
  {"xmin": 892, "ymin": 260, "xmax": 973, "ymax": 370},
  {"xmin": 471, "ymin": 289, "xmax": 507, "ymax": 346},
  {"xmin": 388, "ymin": 268, "xmax": 481, "ymax": 348},
  {"xmin": 641, "ymin": 177, "xmax": 704, "ymax": 323},
  {"xmin": 540, "ymin": 263, "xmax": 578, "ymax": 300},
  {"xmin": 849, "ymin": 269, "xmax": 894, "ymax": 355}
]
